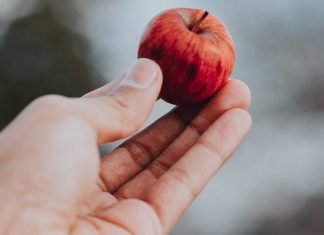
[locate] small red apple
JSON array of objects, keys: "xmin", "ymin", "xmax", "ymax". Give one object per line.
[{"xmin": 138, "ymin": 8, "xmax": 235, "ymax": 105}]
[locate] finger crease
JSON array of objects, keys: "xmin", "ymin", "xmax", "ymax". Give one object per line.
[
  {"xmin": 144, "ymin": 198, "xmax": 164, "ymax": 226},
  {"xmin": 196, "ymin": 140, "xmax": 227, "ymax": 163},
  {"xmin": 125, "ymin": 140, "xmax": 156, "ymax": 169},
  {"xmin": 169, "ymin": 167, "xmax": 199, "ymax": 199},
  {"xmin": 94, "ymin": 214, "xmax": 134, "ymax": 235},
  {"xmin": 186, "ymin": 116, "xmax": 211, "ymax": 137},
  {"xmin": 148, "ymin": 159, "xmax": 172, "ymax": 179},
  {"xmin": 174, "ymin": 109, "xmax": 193, "ymax": 125},
  {"xmin": 73, "ymin": 215, "xmax": 102, "ymax": 234}
]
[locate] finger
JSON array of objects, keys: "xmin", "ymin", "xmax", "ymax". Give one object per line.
[
  {"xmin": 92, "ymin": 199, "xmax": 162, "ymax": 235},
  {"xmin": 112, "ymin": 80, "xmax": 250, "ymax": 198},
  {"xmin": 100, "ymin": 103, "xmax": 203, "ymax": 192},
  {"xmin": 78, "ymin": 58, "xmax": 163, "ymax": 143},
  {"xmin": 24, "ymin": 58, "xmax": 162, "ymax": 144},
  {"xmin": 145, "ymin": 108, "xmax": 252, "ymax": 233},
  {"xmin": 11, "ymin": 58, "xmax": 161, "ymax": 189},
  {"xmin": 0, "ymin": 58, "xmax": 162, "ymax": 230},
  {"xmin": 82, "ymin": 76, "xmax": 124, "ymax": 98}
]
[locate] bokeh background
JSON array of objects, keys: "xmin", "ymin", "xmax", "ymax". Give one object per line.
[{"xmin": 1, "ymin": 0, "xmax": 324, "ymax": 234}]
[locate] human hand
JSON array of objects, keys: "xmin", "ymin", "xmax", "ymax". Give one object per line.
[{"xmin": 0, "ymin": 59, "xmax": 251, "ymax": 235}]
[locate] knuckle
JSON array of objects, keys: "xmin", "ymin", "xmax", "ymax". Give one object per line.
[
  {"xmin": 124, "ymin": 139, "xmax": 156, "ymax": 167},
  {"xmin": 29, "ymin": 95, "xmax": 71, "ymax": 117},
  {"xmin": 113, "ymin": 93, "xmax": 132, "ymax": 110},
  {"xmin": 26, "ymin": 95, "xmax": 90, "ymax": 128},
  {"xmin": 197, "ymin": 139, "xmax": 226, "ymax": 163},
  {"xmin": 172, "ymin": 168, "xmax": 200, "ymax": 198}
]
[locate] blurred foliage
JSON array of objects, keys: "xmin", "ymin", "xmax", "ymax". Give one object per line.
[{"xmin": 0, "ymin": 5, "xmax": 101, "ymax": 130}]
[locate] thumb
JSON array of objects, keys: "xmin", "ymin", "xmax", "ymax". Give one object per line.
[{"xmin": 75, "ymin": 58, "xmax": 163, "ymax": 143}]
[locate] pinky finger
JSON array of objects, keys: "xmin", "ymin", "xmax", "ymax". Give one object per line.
[{"xmin": 144, "ymin": 108, "xmax": 252, "ymax": 233}]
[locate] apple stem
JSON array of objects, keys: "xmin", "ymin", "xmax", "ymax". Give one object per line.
[{"xmin": 191, "ymin": 11, "xmax": 209, "ymax": 33}]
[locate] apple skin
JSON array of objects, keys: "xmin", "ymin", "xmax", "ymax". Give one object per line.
[{"xmin": 138, "ymin": 8, "xmax": 235, "ymax": 105}]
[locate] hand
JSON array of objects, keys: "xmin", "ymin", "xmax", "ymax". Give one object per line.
[{"xmin": 0, "ymin": 59, "xmax": 251, "ymax": 235}]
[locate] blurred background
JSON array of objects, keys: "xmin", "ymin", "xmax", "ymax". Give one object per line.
[{"xmin": 0, "ymin": 0, "xmax": 324, "ymax": 234}]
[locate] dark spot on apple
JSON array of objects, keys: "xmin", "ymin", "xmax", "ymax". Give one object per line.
[
  {"xmin": 150, "ymin": 47, "xmax": 163, "ymax": 61},
  {"xmin": 215, "ymin": 62, "xmax": 222, "ymax": 75},
  {"xmin": 187, "ymin": 64, "xmax": 197, "ymax": 80}
]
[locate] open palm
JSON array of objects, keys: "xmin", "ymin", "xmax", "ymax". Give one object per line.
[{"xmin": 0, "ymin": 59, "xmax": 251, "ymax": 234}]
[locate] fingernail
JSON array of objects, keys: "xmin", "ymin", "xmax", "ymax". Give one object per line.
[{"xmin": 120, "ymin": 58, "xmax": 158, "ymax": 88}]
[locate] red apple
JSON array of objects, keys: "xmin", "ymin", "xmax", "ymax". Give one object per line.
[{"xmin": 138, "ymin": 8, "xmax": 235, "ymax": 105}]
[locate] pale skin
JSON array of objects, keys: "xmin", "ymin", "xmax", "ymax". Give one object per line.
[{"xmin": 0, "ymin": 58, "xmax": 252, "ymax": 235}]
